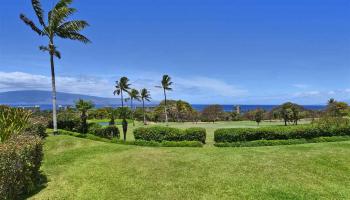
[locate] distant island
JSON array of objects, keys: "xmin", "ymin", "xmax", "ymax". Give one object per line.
[{"xmin": 0, "ymin": 90, "xmax": 156, "ymax": 106}]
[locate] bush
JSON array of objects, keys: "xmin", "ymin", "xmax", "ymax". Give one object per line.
[
  {"xmin": 214, "ymin": 136, "xmax": 350, "ymax": 147},
  {"xmin": 89, "ymin": 125, "xmax": 120, "ymax": 139},
  {"xmin": 0, "ymin": 135, "xmax": 43, "ymax": 199},
  {"xmin": 25, "ymin": 123, "xmax": 48, "ymax": 138},
  {"xmin": 184, "ymin": 127, "xmax": 206, "ymax": 144},
  {"xmin": 121, "ymin": 140, "xmax": 203, "ymax": 147},
  {"xmin": 214, "ymin": 123, "xmax": 350, "ymax": 143},
  {"xmin": 0, "ymin": 106, "xmax": 31, "ymax": 142},
  {"xmin": 133, "ymin": 126, "xmax": 206, "ymax": 143}
]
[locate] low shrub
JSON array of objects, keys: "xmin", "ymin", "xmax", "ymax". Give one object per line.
[
  {"xmin": 0, "ymin": 135, "xmax": 43, "ymax": 199},
  {"xmin": 183, "ymin": 127, "xmax": 206, "ymax": 144},
  {"xmin": 48, "ymin": 118, "xmax": 81, "ymax": 132},
  {"xmin": 214, "ymin": 124, "xmax": 350, "ymax": 143},
  {"xmin": 89, "ymin": 125, "xmax": 120, "ymax": 139},
  {"xmin": 57, "ymin": 129, "xmax": 116, "ymax": 143},
  {"xmin": 133, "ymin": 126, "xmax": 206, "ymax": 143},
  {"xmin": 25, "ymin": 123, "xmax": 48, "ymax": 138},
  {"xmin": 214, "ymin": 136, "xmax": 350, "ymax": 147},
  {"xmin": 121, "ymin": 140, "xmax": 203, "ymax": 147}
]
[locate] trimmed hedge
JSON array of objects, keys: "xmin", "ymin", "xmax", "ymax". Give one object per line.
[
  {"xmin": 120, "ymin": 140, "xmax": 203, "ymax": 147},
  {"xmin": 214, "ymin": 124, "xmax": 350, "ymax": 143},
  {"xmin": 214, "ymin": 136, "xmax": 350, "ymax": 147},
  {"xmin": 89, "ymin": 124, "xmax": 120, "ymax": 139},
  {"xmin": 133, "ymin": 126, "xmax": 206, "ymax": 143},
  {"xmin": 0, "ymin": 135, "xmax": 43, "ymax": 199}
]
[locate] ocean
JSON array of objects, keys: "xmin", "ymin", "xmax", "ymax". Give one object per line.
[{"xmin": 9, "ymin": 104, "xmax": 326, "ymax": 112}]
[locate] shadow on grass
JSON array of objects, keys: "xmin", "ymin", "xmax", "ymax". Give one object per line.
[{"xmin": 21, "ymin": 173, "xmax": 48, "ymax": 200}]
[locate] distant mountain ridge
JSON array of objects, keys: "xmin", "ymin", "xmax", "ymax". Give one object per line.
[{"xmin": 0, "ymin": 90, "xmax": 155, "ymax": 105}]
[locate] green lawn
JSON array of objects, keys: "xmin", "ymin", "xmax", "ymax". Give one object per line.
[
  {"xmin": 29, "ymin": 134, "xmax": 350, "ymax": 199},
  {"xmin": 92, "ymin": 119, "xmax": 312, "ymax": 145}
]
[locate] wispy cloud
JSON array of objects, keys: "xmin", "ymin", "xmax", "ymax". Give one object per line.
[
  {"xmin": 292, "ymin": 84, "xmax": 310, "ymax": 89},
  {"xmin": 0, "ymin": 71, "xmax": 247, "ymax": 103}
]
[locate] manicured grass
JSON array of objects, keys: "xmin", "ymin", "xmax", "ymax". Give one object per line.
[{"xmin": 29, "ymin": 135, "xmax": 350, "ymax": 199}]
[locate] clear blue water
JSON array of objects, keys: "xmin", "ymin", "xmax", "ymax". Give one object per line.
[{"xmin": 8, "ymin": 104, "xmax": 326, "ymax": 112}]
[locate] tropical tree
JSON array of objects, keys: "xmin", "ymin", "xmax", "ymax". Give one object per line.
[
  {"xmin": 113, "ymin": 77, "xmax": 131, "ymax": 107},
  {"xmin": 254, "ymin": 109, "xmax": 264, "ymax": 126},
  {"xmin": 156, "ymin": 75, "xmax": 173, "ymax": 124},
  {"xmin": 128, "ymin": 89, "xmax": 141, "ymax": 126},
  {"xmin": 140, "ymin": 88, "xmax": 151, "ymax": 125},
  {"xmin": 75, "ymin": 99, "xmax": 94, "ymax": 133},
  {"xmin": 20, "ymin": 0, "xmax": 90, "ymax": 134}
]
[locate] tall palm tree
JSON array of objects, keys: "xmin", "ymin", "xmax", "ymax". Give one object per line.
[
  {"xmin": 20, "ymin": 0, "xmax": 90, "ymax": 134},
  {"xmin": 75, "ymin": 99, "xmax": 94, "ymax": 133},
  {"xmin": 113, "ymin": 77, "xmax": 131, "ymax": 107},
  {"xmin": 128, "ymin": 89, "xmax": 140, "ymax": 126},
  {"xmin": 140, "ymin": 88, "xmax": 151, "ymax": 125},
  {"xmin": 157, "ymin": 75, "xmax": 173, "ymax": 125}
]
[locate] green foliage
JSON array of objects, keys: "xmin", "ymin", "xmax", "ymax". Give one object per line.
[
  {"xmin": 25, "ymin": 123, "xmax": 48, "ymax": 138},
  {"xmin": 75, "ymin": 99, "xmax": 94, "ymax": 133},
  {"xmin": 133, "ymin": 126, "xmax": 206, "ymax": 143},
  {"xmin": 127, "ymin": 140, "xmax": 203, "ymax": 147},
  {"xmin": 49, "ymin": 111, "xmax": 81, "ymax": 132},
  {"xmin": 0, "ymin": 135, "xmax": 43, "ymax": 199},
  {"xmin": 90, "ymin": 125, "xmax": 120, "ymax": 139},
  {"xmin": 0, "ymin": 106, "xmax": 31, "ymax": 142},
  {"xmin": 214, "ymin": 136, "xmax": 350, "ymax": 147},
  {"xmin": 214, "ymin": 121, "xmax": 350, "ymax": 143},
  {"xmin": 326, "ymin": 100, "xmax": 349, "ymax": 117}
]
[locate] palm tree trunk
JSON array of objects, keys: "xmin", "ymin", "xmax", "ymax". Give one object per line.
[
  {"xmin": 131, "ymin": 98, "xmax": 135, "ymax": 126},
  {"xmin": 121, "ymin": 91, "xmax": 124, "ymax": 107},
  {"xmin": 50, "ymin": 41, "xmax": 58, "ymax": 135},
  {"xmin": 142, "ymin": 99, "xmax": 146, "ymax": 125},
  {"xmin": 163, "ymin": 89, "xmax": 168, "ymax": 125}
]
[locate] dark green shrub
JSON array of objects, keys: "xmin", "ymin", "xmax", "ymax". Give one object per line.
[
  {"xmin": 122, "ymin": 140, "xmax": 203, "ymax": 147},
  {"xmin": 133, "ymin": 126, "xmax": 206, "ymax": 143},
  {"xmin": 25, "ymin": 123, "xmax": 48, "ymax": 138},
  {"xmin": 214, "ymin": 136, "xmax": 350, "ymax": 147},
  {"xmin": 0, "ymin": 135, "xmax": 43, "ymax": 199},
  {"xmin": 90, "ymin": 125, "xmax": 120, "ymax": 139},
  {"xmin": 214, "ymin": 123, "xmax": 350, "ymax": 143},
  {"xmin": 184, "ymin": 127, "xmax": 206, "ymax": 143}
]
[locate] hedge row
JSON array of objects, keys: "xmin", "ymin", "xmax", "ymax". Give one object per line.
[
  {"xmin": 133, "ymin": 126, "xmax": 206, "ymax": 143},
  {"xmin": 214, "ymin": 136, "xmax": 350, "ymax": 147},
  {"xmin": 214, "ymin": 124, "xmax": 350, "ymax": 143},
  {"xmin": 120, "ymin": 140, "xmax": 203, "ymax": 147},
  {"xmin": 88, "ymin": 123, "xmax": 120, "ymax": 139},
  {"xmin": 0, "ymin": 135, "xmax": 43, "ymax": 199}
]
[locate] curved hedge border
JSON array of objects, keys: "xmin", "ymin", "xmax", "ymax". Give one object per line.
[
  {"xmin": 215, "ymin": 136, "xmax": 350, "ymax": 147},
  {"xmin": 214, "ymin": 125, "xmax": 350, "ymax": 143},
  {"xmin": 133, "ymin": 126, "xmax": 206, "ymax": 143}
]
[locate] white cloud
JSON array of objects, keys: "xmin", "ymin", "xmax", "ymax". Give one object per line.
[{"xmin": 0, "ymin": 71, "xmax": 247, "ymax": 103}]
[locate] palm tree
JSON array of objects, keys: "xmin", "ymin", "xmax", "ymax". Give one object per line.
[
  {"xmin": 128, "ymin": 89, "xmax": 141, "ymax": 126},
  {"xmin": 156, "ymin": 75, "xmax": 173, "ymax": 125},
  {"xmin": 20, "ymin": 0, "xmax": 90, "ymax": 134},
  {"xmin": 75, "ymin": 99, "xmax": 94, "ymax": 133},
  {"xmin": 140, "ymin": 88, "xmax": 151, "ymax": 125},
  {"xmin": 113, "ymin": 77, "xmax": 131, "ymax": 107}
]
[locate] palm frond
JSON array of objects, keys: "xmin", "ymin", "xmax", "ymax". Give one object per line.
[
  {"xmin": 54, "ymin": 50, "xmax": 61, "ymax": 59},
  {"xmin": 39, "ymin": 45, "xmax": 61, "ymax": 59},
  {"xmin": 54, "ymin": 0, "xmax": 73, "ymax": 10},
  {"xmin": 58, "ymin": 20, "xmax": 89, "ymax": 32},
  {"xmin": 19, "ymin": 14, "xmax": 43, "ymax": 36},
  {"xmin": 31, "ymin": 0, "xmax": 46, "ymax": 26},
  {"xmin": 49, "ymin": 7, "xmax": 76, "ymax": 30},
  {"xmin": 39, "ymin": 45, "xmax": 50, "ymax": 52},
  {"xmin": 57, "ymin": 31, "xmax": 90, "ymax": 43}
]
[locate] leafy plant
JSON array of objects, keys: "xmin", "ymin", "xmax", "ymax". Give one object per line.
[{"xmin": 0, "ymin": 106, "xmax": 31, "ymax": 142}]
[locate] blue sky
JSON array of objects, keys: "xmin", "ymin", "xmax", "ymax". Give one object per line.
[{"xmin": 0, "ymin": 0, "xmax": 349, "ymax": 104}]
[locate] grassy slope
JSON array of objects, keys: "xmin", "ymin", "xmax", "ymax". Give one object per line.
[{"xmin": 30, "ymin": 135, "xmax": 350, "ymax": 199}]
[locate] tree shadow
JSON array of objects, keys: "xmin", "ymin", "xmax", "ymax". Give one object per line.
[{"xmin": 21, "ymin": 173, "xmax": 48, "ymax": 199}]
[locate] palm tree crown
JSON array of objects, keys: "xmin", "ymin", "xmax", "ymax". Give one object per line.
[
  {"xmin": 20, "ymin": 0, "xmax": 90, "ymax": 134},
  {"xmin": 129, "ymin": 89, "xmax": 141, "ymax": 103},
  {"xmin": 161, "ymin": 75, "xmax": 173, "ymax": 91},
  {"xmin": 114, "ymin": 77, "xmax": 131, "ymax": 107},
  {"xmin": 141, "ymin": 88, "xmax": 151, "ymax": 102}
]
